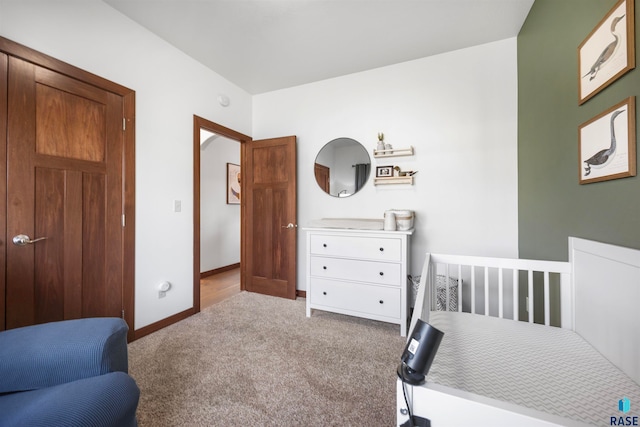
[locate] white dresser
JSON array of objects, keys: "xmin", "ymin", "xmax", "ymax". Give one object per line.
[{"xmin": 304, "ymin": 227, "xmax": 414, "ymax": 336}]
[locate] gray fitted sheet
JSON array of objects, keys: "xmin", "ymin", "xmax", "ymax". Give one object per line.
[{"xmin": 427, "ymin": 311, "xmax": 640, "ymax": 426}]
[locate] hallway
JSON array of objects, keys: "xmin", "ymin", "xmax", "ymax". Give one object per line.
[{"xmin": 200, "ymin": 268, "xmax": 241, "ymax": 309}]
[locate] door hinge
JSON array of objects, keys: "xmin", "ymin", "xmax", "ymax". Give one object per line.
[
  {"xmin": 123, "ymin": 118, "xmax": 126, "ymax": 131},
  {"xmin": 122, "ymin": 214, "xmax": 126, "ymax": 227},
  {"xmin": 121, "ymin": 309, "xmax": 125, "ymax": 319}
]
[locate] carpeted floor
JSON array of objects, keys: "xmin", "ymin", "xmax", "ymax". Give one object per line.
[{"xmin": 128, "ymin": 292, "xmax": 406, "ymax": 426}]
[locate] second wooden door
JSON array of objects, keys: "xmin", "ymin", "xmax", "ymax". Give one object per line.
[{"xmin": 244, "ymin": 136, "xmax": 297, "ymax": 299}]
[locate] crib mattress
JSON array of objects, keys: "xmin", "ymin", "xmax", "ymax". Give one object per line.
[{"xmin": 426, "ymin": 311, "xmax": 640, "ymax": 426}]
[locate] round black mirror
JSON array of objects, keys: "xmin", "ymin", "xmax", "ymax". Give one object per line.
[{"xmin": 314, "ymin": 137, "xmax": 371, "ymax": 197}]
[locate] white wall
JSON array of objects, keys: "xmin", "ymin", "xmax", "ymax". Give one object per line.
[
  {"xmin": 1, "ymin": 0, "xmax": 519, "ymax": 325},
  {"xmin": 253, "ymin": 38, "xmax": 519, "ymax": 289},
  {"xmin": 0, "ymin": 0, "xmax": 253, "ymax": 329},
  {"xmin": 200, "ymin": 136, "xmax": 241, "ymax": 272}
]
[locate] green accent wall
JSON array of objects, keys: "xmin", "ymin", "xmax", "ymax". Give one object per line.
[{"xmin": 518, "ymin": 0, "xmax": 640, "ymax": 261}]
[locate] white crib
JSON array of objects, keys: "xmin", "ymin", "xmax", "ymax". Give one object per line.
[
  {"xmin": 398, "ymin": 237, "xmax": 640, "ymax": 427},
  {"xmin": 418, "ymin": 253, "xmax": 572, "ymax": 329}
]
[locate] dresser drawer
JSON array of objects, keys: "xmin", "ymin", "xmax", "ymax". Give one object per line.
[
  {"xmin": 309, "ymin": 256, "xmax": 401, "ymax": 286},
  {"xmin": 309, "ymin": 234, "xmax": 401, "ymax": 261},
  {"xmin": 310, "ymin": 278, "xmax": 401, "ymax": 319}
]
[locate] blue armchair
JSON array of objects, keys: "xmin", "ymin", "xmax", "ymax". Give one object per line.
[{"xmin": 0, "ymin": 318, "xmax": 140, "ymax": 427}]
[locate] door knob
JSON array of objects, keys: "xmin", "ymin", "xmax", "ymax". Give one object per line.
[
  {"xmin": 281, "ymin": 223, "xmax": 297, "ymax": 229},
  {"xmin": 12, "ymin": 234, "xmax": 48, "ymax": 246}
]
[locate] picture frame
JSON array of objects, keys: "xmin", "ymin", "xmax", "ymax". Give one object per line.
[
  {"xmin": 578, "ymin": 0, "xmax": 635, "ymax": 105},
  {"xmin": 376, "ymin": 165, "xmax": 393, "ymax": 177},
  {"xmin": 227, "ymin": 163, "xmax": 241, "ymax": 204},
  {"xmin": 578, "ymin": 96, "xmax": 636, "ymax": 184}
]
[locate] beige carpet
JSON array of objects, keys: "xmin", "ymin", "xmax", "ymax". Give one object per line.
[{"xmin": 128, "ymin": 292, "xmax": 406, "ymax": 426}]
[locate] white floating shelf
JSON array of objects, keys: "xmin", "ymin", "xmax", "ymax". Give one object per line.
[
  {"xmin": 374, "ymin": 176, "xmax": 414, "ymax": 186},
  {"xmin": 373, "ymin": 146, "xmax": 414, "ymax": 158}
]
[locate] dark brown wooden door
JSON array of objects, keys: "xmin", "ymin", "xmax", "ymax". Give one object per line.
[
  {"xmin": 244, "ymin": 136, "xmax": 297, "ymax": 299},
  {"xmin": 4, "ymin": 56, "xmax": 125, "ymax": 329},
  {"xmin": 0, "ymin": 52, "xmax": 7, "ymax": 329}
]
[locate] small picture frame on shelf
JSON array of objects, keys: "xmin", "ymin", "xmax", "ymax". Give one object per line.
[{"xmin": 376, "ymin": 165, "xmax": 393, "ymax": 177}]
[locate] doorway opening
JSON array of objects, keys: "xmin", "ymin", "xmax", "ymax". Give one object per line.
[
  {"xmin": 193, "ymin": 116, "xmax": 251, "ymax": 313},
  {"xmin": 200, "ymin": 267, "xmax": 241, "ymax": 310}
]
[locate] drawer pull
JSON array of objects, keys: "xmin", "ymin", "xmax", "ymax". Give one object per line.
[
  {"xmin": 323, "ymin": 266, "xmax": 327, "ymax": 270},
  {"xmin": 379, "ymin": 300, "xmax": 384, "ymax": 304},
  {"xmin": 323, "ymin": 243, "xmax": 327, "ymax": 247},
  {"xmin": 379, "ymin": 272, "xmax": 384, "ymax": 276},
  {"xmin": 379, "ymin": 247, "xmax": 384, "ymax": 252},
  {"xmin": 323, "ymin": 291, "xmax": 327, "ymax": 295}
]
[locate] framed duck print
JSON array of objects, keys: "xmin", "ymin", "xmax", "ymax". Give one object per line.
[
  {"xmin": 578, "ymin": 0, "xmax": 635, "ymax": 105},
  {"xmin": 579, "ymin": 97, "xmax": 636, "ymax": 184}
]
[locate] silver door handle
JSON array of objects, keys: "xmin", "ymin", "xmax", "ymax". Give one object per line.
[
  {"xmin": 12, "ymin": 234, "xmax": 48, "ymax": 246},
  {"xmin": 281, "ymin": 223, "xmax": 297, "ymax": 229}
]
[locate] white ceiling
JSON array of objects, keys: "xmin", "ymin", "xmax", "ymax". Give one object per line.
[{"xmin": 104, "ymin": 0, "xmax": 534, "ymax": 95}]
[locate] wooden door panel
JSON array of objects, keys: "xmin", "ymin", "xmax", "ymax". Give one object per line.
[
  {"xmin": 29, "ymin": 168, "xmax": 121, "ymax": 322},
  {"xmin": 0, "ymin": 52, "xmax": 7, "ymax": 330},
  {"xmin": 253, "ymin": 144, "xmax": 289, "ymax": 183},
  {"xmin": 6, "ymin": 57, "xmax": 37, "ymax": 329},
  {"xmin": 250, "ymin": 278, "xmax": 289, "ymax": 298},
  {"xmin": 250, "ymin": 187, "xmax": 290, "ymax": 282},
  {"xmin": 35, "ymin": 66, "xmax": 108, "ymax": 163},
  {"xmin": 63, "ymin": 170, "xmax": 83, "ymax": 320},
  {"xmin": 83, "ymin": 172, "xmax": 108, "ymax": 317},
  {"xmin": 34, "ymin": 167, "xmax": 65, "ymax": 324},
  {"xmin": 272, "ymin": 187, "xmax": 289, "ymax": 281},
  {"xmin": 103, "ymin": 90, "xmax": 125, "ymax": 317},
  {"xmin": 35, "ymin": 83, "xmax": 106, "ymax": 162},
  {"xmin": 252, "ymin": 188, "xmax": 272, "ymax": 279}
]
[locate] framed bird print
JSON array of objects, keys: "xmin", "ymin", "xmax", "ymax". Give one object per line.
[
  {"xmin": 578, "ymin": 0, "xmax": 635, "ymax": 105},
  {"xmin": 579, "ymin": 97, "xmax": 636, "ymax": 184}
]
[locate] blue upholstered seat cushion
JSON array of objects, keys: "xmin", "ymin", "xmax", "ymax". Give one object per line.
[
  {"xmin": 0, "ymin": 318, "xmax": 129, "ymax": 393},
  {"xmin": 0, "ymin": 371, "xmax": 139, "ymax": 427}
]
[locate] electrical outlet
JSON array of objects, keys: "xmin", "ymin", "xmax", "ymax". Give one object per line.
[{"xmin": 158, "ymin": 281, "xmax": 171, "ymax": 299}]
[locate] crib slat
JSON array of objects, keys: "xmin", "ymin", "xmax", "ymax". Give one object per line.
[
  {"xmin": 484, "ymin": 266, "xmax": 489, "ymax": 315},
  {"xmin": 560, "ymin": 272, "xmax": 572, "ymax": 329},
  {"xmin": 528, "ymin": 270, "xmax": 534, "ymax": 323},
  {"xmin": 513, "ymin": 269, "xmax": 518, "ymax": 321},
  {"xmin": 426, "ymin": 253, "xmax": 572, "ymax": 328},
  {"xmin": 471, "ymin": 266, "xmax": 476, "ymax": 314},
  {"xmin": 430, "ymin": 261, "xmax": 436, "ymax": 311},
  {"xmin": 544, "ymin": 271, "xmax": 550, "ymax": 326},
  {"xmin": 433, "ymin": 262, "xmax": 438, "ymax": 311},
  {"xmin": 457, "ymin": 264, "xmax": 462, "ymax": 313},
  {"xmin": 498, "ymin": 268, "xmax": 504, "ymax": 319},
  {"xmin": 445, "ymin": 263, "xmax": 450, "ymax": 312}
]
